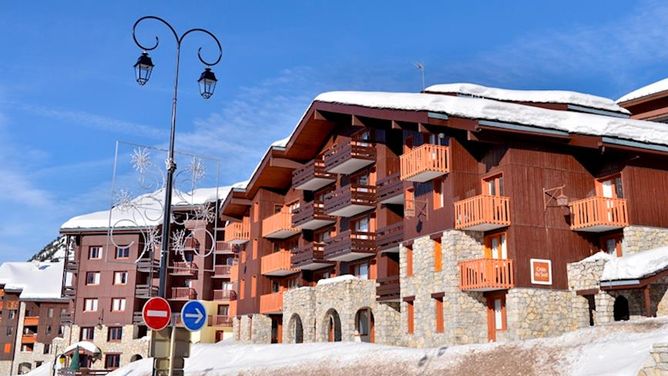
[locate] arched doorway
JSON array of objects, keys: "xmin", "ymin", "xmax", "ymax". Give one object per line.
[
  {"xmin": 18, "ymin": 362, "xmax": 31, "ymax": 374},
  {"xmin": 288, "ymin": 314, "xmax": 304, "ymax": 343},
  {"xmin": 130, "ymin": 354, "xmax": 143, "ymax": 362},
  {"xmin": 323, "ymin": 309, "xmax": 342, "ymax": 342},
  {"xmin": 614, "ymin": 295, "xmax": 630, "ymax": 321},
  {"xmin": 355, "ymin": 308, "xmax": 375, "ymax": 343}
]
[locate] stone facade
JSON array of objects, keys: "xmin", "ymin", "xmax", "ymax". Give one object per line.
[
  {"xmin": 638, "ymin": 343, "xmax": 668, "ymax": 376},
  {"xmin": 623, "ymin": 226, "xmax": 668, "ymax": 255},
  {"xmin": 10, "ymin": 300, "xmax": 61, "ymax": 375},
  {"xmin": 0, "ymin": 360, "xmax": 12, "ymax": 376},
  {"xmin": 566, "ymin": 254, "xmax": 609, "ymax": 292},
  {"xmin": 233, "ymin": 313, "xmax": 272, "ymax": 344}
]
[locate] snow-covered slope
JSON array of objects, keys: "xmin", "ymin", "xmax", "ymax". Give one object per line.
[{"xmin": 28, "ymin": 236, "xmax": 67, "ymax": 262}]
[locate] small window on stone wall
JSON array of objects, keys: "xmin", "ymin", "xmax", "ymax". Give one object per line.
[{"xmin": 406, "ymin": 245, "xmax": 414, "ymax": 277}]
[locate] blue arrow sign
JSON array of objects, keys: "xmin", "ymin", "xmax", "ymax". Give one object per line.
[{"xmin": 181, "ymin": 300, "xmax": 207, "ymax": 332}]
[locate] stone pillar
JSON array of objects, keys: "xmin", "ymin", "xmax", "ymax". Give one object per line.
[
  {"xmin": 250, "ymin": 314, "xmax": 272, "ymax": 344},
  {"xmin": 594, "ymin": 291, "xmax": 615, "ymax": 325}
]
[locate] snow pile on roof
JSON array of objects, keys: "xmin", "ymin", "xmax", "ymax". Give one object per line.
[
  {"xmin": 0, "ymin": 262, "xmax": 64, "ymax": 300},
  {"xmin": 315, "ymin": 91, "xmax": 668, "ymax": 147},
  {"xmin": 617, "ymin": 77, "xmax": 668, "ymax": 103},
  {"xmin": 601, "ymin": 246, "xmax": 668, "ymax": 281},
  {"xmin": 271, "ymin": 136, "xmax": 290, "ymax": 148},
  {"xmin": 19, "ymin": 361, "xmax": 52, "ymax": 376},
  {"xmin": 63, "ymin": 341, "xmax": 101, "ymax": 355},
  {"xmin": 316, "ymin": 274, "xmax": 358, "ymax": 286},
  {"xmin": 425, "ymin": 83, "xmax": 629, "ymax": 114},
  {"xmin": 581, "ymin": 251, "xmax": 614, "ymax": 263}
]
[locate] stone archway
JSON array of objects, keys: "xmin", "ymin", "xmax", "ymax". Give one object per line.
[
  {"xmin": 355, "ymin": 307, "xmax": 375, "ymax": 343},
  {"xmin": 322, "ymin": 309, "xmax": 342, "ymax": 342},
  {"xmin": 130, "ymin": 354, "xmax": 143, "ymax": 362},
  {"xmin": 614, "ymin": 295, "xmax": 630, "ymax": 321},
  {"xmin": 18, "ymin": 362, "xmax": 31, "ymax": 375},
  {"xmin": 288, "ymin": 313, "xmax": 304, "ymax": 344}
]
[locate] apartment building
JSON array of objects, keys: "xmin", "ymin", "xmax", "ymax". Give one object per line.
[
  {"xmin": 226, "ymin": 82, "xmax": 668, "ymax": 347},
  {"xmin": 58, "ymin": 187, "xmax": 238, "ymax": 371},
  {"xmin": 0, "ymin": 261, "xmax": 68, "ymax": 375}
]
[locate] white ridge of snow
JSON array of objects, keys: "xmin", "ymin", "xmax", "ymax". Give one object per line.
[
  {"xmin": 617, "ymin": 77, "xmax": 668, "ymax": 103},
  {"xmin": 314, "ymin": 91, "xmax": 668, "ymax": 147},
  {"xmin": 601, "ymin": 245, "xmax": 668, "ymax": 281},
  {"xmin": 580, "ymin": 251, "xmax": 614, "ymax": 263},
  {"xmin": 316, "ymin": 274, "xmax": 358, "ymax": 286},
  {"xmin": 271, "ymin": 136, "xmax": 290, "ymax": 147},
  {"xmin": 425, "ymin": 83, "xmax": 629, "ymax": 114},
  {"xmin": 0, "ymin": 262, "xmax": 64, "ymax": 300},
  {"xmin": 63, "ymin": 341, "xmax": 101, "ymax": 355}
]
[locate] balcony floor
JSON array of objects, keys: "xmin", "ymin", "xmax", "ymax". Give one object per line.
[
  {"xmin": 264, "ymin": 228, "xmax": 300, "ymax": 239},
  {"xmin": 404, "ymin": 170, "xmax": 446, "ymax": 183},
  {"xmin": 327, "ymin": 204, "xmax": 374, "ymax": 217},
  {"xmin": 327, "ymin": 251, "xmax": 374, "ymax": 262},
  {"xmin": 573, "ymin": 224, "xmax": 625, "ymax": 232},
  {"xmin": 228, "ymin": 239, "xmax": 249, "ymax": 245},
  {"xmin": 299, "ymin": 261, "xmax": 335, "ymax": 271},
  {"xmin": 262, "ymin": 268, "xmax": 300, "ymax": 277},
  {"xmin": 295, "ymin": 177, "xmax": 335, "ymax": 191},
  {"xmin": 327, "ymin": 158, "xmax": 374, "ymax": 175},
  {"xmin": 379, "ymin": 192, "xmax": 403, "ymax": 205},
  {"xmin": 460, "ymin": 222, "xmax": 509, "ymax": 232}
]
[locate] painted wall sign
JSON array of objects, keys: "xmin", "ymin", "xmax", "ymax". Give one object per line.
[{"xmin": 530, "ymin": 258, "xmax": 552, "ymax": 285}]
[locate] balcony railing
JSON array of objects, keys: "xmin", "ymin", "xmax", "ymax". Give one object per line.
[
  {"xmin": 135, "ymin": 284, "xmax": 158, "ymax": 299},
  {"xmin": 4, "ymin": 300, "xmax": 19, "ymax": 310},
  {"xmin": 224, "ymin": 219, "xmax": 250, "ymax": 244},
  {"xmin": 323, "ymin": 141, "xmax": 376, "ymax": 174},
  {"xmin": 60, "ymin": 312, "xmax": 73, "ymax": 324},
  {"xmin": 170, "ymin": 262, "xmax": 198, "ymax": 276},
  {"xmin": 261, "ymin": 251, "xmax": 299, "ymax": 276},
  {"xmin": 459, "ymin": 258, "xmax": 514, "ymax": 291},
  {"xmin": 171, "ymin": 287, "xmax": 197, "ymax": 300},
  {"xmin": 377, "ymin": 173, "xmax": 403, "ymax": 204},
  {"xmin": 213, "ymin": 289, "xmax": 235, "ymax": 300},
  {"xmin": 292, "ymin": 200, "xmax": 335, "ymax": 230},
  {"xmin": 132, "ymin": 311, "xmax": 143, "ymax": 325},
  {"xmin": 21, "ymin": 333, "xmax": 36, "ymax": 344},
  {"xmin": 293, "ymin": 160, "xmax": 336, "ymax": 191},
  {"xmin": 63, "ymin": 286, "xmax": 76, "ymax": 299},
  {"xmin": 324, "ymin": 184, "xmax": 376, "ymax": 217},
  {"xmin": 376, "ymin": 222, "xmax": 403, "ymax": 252},
  {"xmin": 137, "ymin": 259, "xmax": 160, "ymax": 273},
  {"xmin": 260, "ymin": 292, "xmax": 283, "ymax": 314},
  {"xmin": 400, "ymin": 144, "xmax": 450, "ymax": 182},
  {"xmin": 65, "ymin": 260, "xmax": 79, "ymax": 272},
  {"xmin": 23, "ymin": 316, "xmax": 39, "ymax": 327},
  {"xmin": 454, "ymin": 195, "xmax": 511, "ymax": 231},
  {"xmin": 291, "ymin": 242, "xmax": 333, "ymax": 270},
  {"xmin": 215, "ymin": 241, "xmax": 234, "ymax": 254},
  {"xmin": 569, "ymin": 196, "xmax": 629, "ymax": 232},
  {"xmin": 324, "ymin": 230, "xmax": 377, "ymax": 262},
  {"xmin": 212, "ymin": 315, "xmax": 232, "ymax": 327},
  {"xmin": 262, "ymin": 209, "xmax": 300, "ymax": 239},
  {"xmin": 376, "ymin": 275, "xmax": 400, "ymax": 302},
  {"xmin": 213, "ymin": 265, "xmax": 232, "ymax": 277}
]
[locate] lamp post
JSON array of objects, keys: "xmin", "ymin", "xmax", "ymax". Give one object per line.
[{"xmin": 132, "ymin": 16, "xmax": 223, "ymax": 299}]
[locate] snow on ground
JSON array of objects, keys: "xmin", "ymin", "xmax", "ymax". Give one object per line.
[
  {"xmin": 601, "ymin": 245, "xmax": 668, "ymax": 281},
  {"xmin": 107, "ymin": 317, "xmax": 668, "ymax": 376},
  {"xmin": 617, "ymin": 77, "xmax": 668, "ymax": 103}
]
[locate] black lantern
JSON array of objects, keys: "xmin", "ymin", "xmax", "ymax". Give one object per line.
[
  {"xmin": 198, "ymin": 67, "xmax": 217, "ymax": 99},
  {"xmin": 133, "ymin": 52, "xmax": 154, "ymax": 86}
]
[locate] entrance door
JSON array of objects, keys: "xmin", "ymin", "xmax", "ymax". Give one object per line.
[
  {"xmin": 486, "ymin": 293, "xmax": 507, "ymax": 342},
  {"xmin": 485, "ymin": 233, "xmax": 507, "ymax": 260},
  {"xmin": 271, "ymin": 316, "xmax": 283, "ymax": 343}
]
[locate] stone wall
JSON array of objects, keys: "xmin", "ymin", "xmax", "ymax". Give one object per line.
[
  {"xmin": 567, "ymin": 254, "xmax": 610, "ymax": 292},
  {"xmin": 0, "ymin": 361, "xmax": 12, "ymax": 376},
  {"xmin": 638, "ymin": 343, "xmax": 668, "ymax": 376},
  {"xmin": 623, "ymin": 226, "xmax": 668, "ymax": 255},
  {"xmin": 234, "ymin": 314, "xmax": 273, "ymax": 344},
  {"xmin": 283, "ymin": 287, "xmax": 317, "ymax": 343}
]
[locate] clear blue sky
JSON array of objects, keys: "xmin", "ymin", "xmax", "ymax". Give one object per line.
[{"xmin": 1, "ymin": 1, "xmax": 667, "ymax": 262}]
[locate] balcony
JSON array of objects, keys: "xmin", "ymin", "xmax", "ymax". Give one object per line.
[
  {"xmin": 291, "ymin": 242, "xmax": 333, "ymax": 270},
  {"xmin": 459, "ymin": 258, "xmax": 514, "ymax": 291},
  {"xmin": 132, "ymin": 311, "xmax": 143, "ymax": 325},
  {"xmin": 261, "ymin": 251, "xmax": 299, "ymax": 276},
  {"xmin": 213, "ymin": 265, "xmax": 232, "ymax": 278},
  {"xmin": 323, "ymin": 141, "xmax": 376, "ymax": 174},
  {"xmin": 376, "ymin": 275, "xmax": 400, "ymax": 302},
  {"xmin": 377, "ymin": 173, "xmax": 403, "ymax": 205},
  {"xmin": 454, "ymin": 195, "xmax": 511, "ymax": 231},
  {"xmin": 65, "ymin": 260, "xmax": 79, "ymax": 272},
  {"xmin": 400, "ymin": 144, "xmax": 450, "ymax": 182},
  {"xmin": 293, "ymin": 160, "xmax": 336, "ymax": 191},
  {"xmin": 63, "ymin": 286, "xmax": 76, "ymax": 299},
  {"xmin": 376, "ymin": 222, "xmax": 403, "ymax": 252},
  {"xmin": 260, "ymin": 292, "xmax": 283, "ymax": 314},
  {"xmin": 21, "ymin": 334, "xmax": 36, "ymax": 344},
  {"xmin": 171, "ymin": 287, "xmax": 197, "ymax": 300},
  {"xmin": 60, "ymin": 312, "xmax": 73, "ymax": 324},
  {"xmin": 324, "ymin": 184, "xmax": 376, "ymax": 217},
  {"xmin": 224, "ymin": 219, "xmax": 250, "ymax": 245},
  {"xmin": 324, "ymin": 230, "xmax": 377, "ymax": 262},
  {"xmin": 23, "ymin": 316, "xmax": 39, "ymax": 327},
  {"xmin": 212, "ymin": 315, "xmax": 232, "ymax": 327},
  {"xmin": 215, "ymin": 241, "xmax": 234, "ymax": 254},
  {"xmin": 292, "ymin": 201, "xmax": 335, "ymax": 230},
  {"xmin": 170, "ymin": 262, "xmax": 198, "ymax": 277},
  {"xmin": 262, "ymin": 209, "xmax": 300, "ymax": 239},
  {"xmin": 135, "ymin": 284, "xmax": 158, "ymax": 299},
  {"xmin": 213, "ymin": 289, "xmax": 235, "ymax": 301},
  {"xmin": 137, "ymin": 259, "xmax": 159, "ymax": 273},
  {"xmin": 569, "ymin": 196, "xmax": 629, "ymax": 232}
]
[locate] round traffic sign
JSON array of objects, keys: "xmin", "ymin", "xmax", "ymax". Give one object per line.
[
  {"xmin": 181, "ymin": 300, "xmax": 207, "ymax": 332},
  {"xmin": 142, "ymin": 297, "xmax": 171, "ymax": 331}
]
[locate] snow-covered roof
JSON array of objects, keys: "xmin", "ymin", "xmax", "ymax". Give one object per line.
[
  {"xmin": 617, "ymin": 77, "xmax": 668, "ymax": 103},
  {"xmin": 581, "ymin": 251, "xmax": 614, "ymax": 263},
  {"xmin": 316, "ymin": 274, "xmax": 358, "ymax": 286},
  {"xmin": 601, "ymin": 246, "xmax": 668, "ymax": 281},
  {"xmin": 0, "ymin": 262, "xmax": 64, "ymax": 300},
  {"xmin": 314, "ymin": 91, "xmax": 668, "ymax": 147},
  {"xmin": 425, "ymin": 83, "xmax": 629, "ymax": 115},
  {"xmin": 63, "ymin": 341, "xmax": 101, "ymax": 355}
]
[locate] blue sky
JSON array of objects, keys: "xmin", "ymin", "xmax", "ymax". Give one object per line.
[{"xmin": 2, "ymin": 1, "xmax": 668, "ymax": 262}]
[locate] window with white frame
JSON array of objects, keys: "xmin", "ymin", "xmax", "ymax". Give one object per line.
[
  {"xmin": 353, "ymin": 262, "xmax": 369, "ymax": 280},
  {"xmin": 115, "ymin": 246, "xmax": 130, "ymax": 259},
  {"xmin": 111, "ymin": 298, "xmax": 126, "ymax": 312},
  {"xmin": 85, "ymin": 272, "xmax": 100, "ymax": 285},
  {"xmin": 113, "ymin": 271, "xmax": 128, "ymax": 285},
  {"xmin": 88, "ymin": 246, "xmax": 102, "ymax": 260},
  {"xmin": 80, "ymin": 327, "xmax": 94, "ymax": 340},
  {"xmin": 83, "ymin": 298, "xmax": 98, "ymax": 312}
]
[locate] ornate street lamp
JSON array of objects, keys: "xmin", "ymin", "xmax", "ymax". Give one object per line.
[
  {"xmin": 198, "ymin": 67, "xmax": 218, "ymax": 99},
  {"xmin": 133, "ymin": 52, "xmax": 154, "ymax": 86}
]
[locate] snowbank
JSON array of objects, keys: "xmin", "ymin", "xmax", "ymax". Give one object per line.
[
  {"xmin": 0, "ymin": 261, "xmax": 64, "ymax": 300},
  {"xmin": 601, "ymin": 245, "xmax": 668, "ymax": 281},
  {"xmin": 581, "ymin": 251, "xmax": 614, "ymax": 263},
  {"xmin": 425, "ymin": 83, "xmax": 629, "ymax": 114},
  {"xmin": 617, "ymin": 77, "xmax": 668, "ymax": 103},
  {"xmin": 316, "ymin": 274, "xmax": 358, "ymax": 286}
]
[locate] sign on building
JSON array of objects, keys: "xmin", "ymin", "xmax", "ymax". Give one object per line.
[{"xmin": 530, "ymin": 258, "xmax": 552, "ymax": 285}]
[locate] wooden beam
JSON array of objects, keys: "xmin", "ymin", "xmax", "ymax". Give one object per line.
[
  {"xmin": 576, "ymin": 288, "xmax": 599, "ymax": 296},
  {"xmin": 417, "ymin": 122, "xmax": 428, "ymax": 133},
  {"xmin": 352, "ymin": 115, "xmax": 365, "ymax": 127},
  {"xmin": 313, "ymin": 110, "xmax": 327, "ymax": 121},
  {"xmin": 269, "ymin": 157, "xmax": 303, "ymax": 170},
  {"xmin": 230, "ymin": 198, "xmax": 252, "ymax": 206},
  {"xmin": 643, "ymin": 285, "xmax": 652, "ymax": 317},
  {"xmin": 391, "ymin": 120, "xmax": 402, "ymax": 130}
]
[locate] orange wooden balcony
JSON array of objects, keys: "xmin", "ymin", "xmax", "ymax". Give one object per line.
[
  {"xmin": 454, "ymin": 195, "xmax": 511, "ymax": 231},
  {"xmin": 261, "ymin": 251, "xmax": 299, "ymax": 276},
  {"xmin": 224, "ymin": 218, "xmax": 250, "ymax": 244},
  {"xmin": 293, "ymin": 159, "xmax": 336, "ymax": 191},
  {"xmin": 171, "ymin": 287, "xmax": 197, "ymax": 300},
  {"xmin": 323, "ymin": 141, "xmax": 376, "ymax": 174},
  {"xmin": 459, "ymin": 258, "xmax": 514, "ymax": 291},
  {"xmin": 292, "ymin": 200, "xmax": 335, "ymax": 230},
  {"xmin": 376, "ymin": 222, "xmax": 403, "ymax": 252},
  {"xmin": 291, "ymin": 242, "xmax": 333, "ymax": 270},
  {"xmin": 21, "ymin": 334, "xmax": 36, "ymax": 344},
  {"xmin": 262, "ymin": 209, "xmax": 300, "ymax": 239},
  {"xmin": 260, "ymin": 291, "xmax": 283, "ymax": 314},
  {"xmin": 376, "ymin": 275, "xmax": 400, "ymax": 302},
  {"xmin": 213, "ymin": 265, "xmax": 232, "ymax": 278},
  {"xmin": 324, "ymin": 230, "xmax": 377, "ymax": 262},
  {"xmin": 400, "ymin": 144, "xmax": 450, "ymax": 182},
  {"xmin": 569, "ymin": 196, "xmax": 629, "ymax": 232},
  {"xmin": 377, "ymin": 173, "xmax": 403, "ymax": 204},
  {"xmin": 212, "ymin": 315, "xmax": 232, "ymax": 327},
  {"xmin": 215, "ymin": 241, "xmax": 234, "ymax": 254},
  {"xmin": 324, "ymin": 184, "xmax": 376, "ymax": 217},
  {"xmin": 4, "ymin": 300, "xmax": 19, "ymax": 310},
  {"xmin": 23, "ymin": 316, "xmax": 39, "ymax": 327}
]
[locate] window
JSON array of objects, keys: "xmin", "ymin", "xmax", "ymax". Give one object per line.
[
  {"xmin": 406, "ymin": 245, "xmax": 414, "ymax": 277},
  {"xmin": 288, "ymin": 278, "xmax": 298, "ymax": 290},
  {"xmin": 80, "ymin": 327, "xmax": 94, "ymax": 341},
  {"xmin": 433, "ymin": 238, "xmax": 442, "ymax": 272},
  {"xmin": 271, "ymin": 280, "xmax": 280, "ymax": 293},
  {"xmin": 111, "ymin": 298, "xmax": 126, "ymax": 312},
  {"xmin": 88, "ymin": 246, "xmax": 102, "ymax": 260},
  {"xmin": 493, "ymin": 298, "xmax": 507, "ymax": 331},
  {"xmin": 43, "ymin": 344, "xmax": 51, "ymax": 354},
  {"xmin": 83, "ymin": 298, "xmax": 98, "ymax": 312},
  {"xmin": 6, "ymin": 327, "xmax": 13, "ymax": 336},
  {"xmin": 406, "ymin": 300, "xmax": 415, "ymax": 334},
  {"xmin": 600, "ymin": 234, "xmax": 623, "ymax": 257},
  {"xmin": 217, "ymin": 305, "xmax": 229, "ymax": 316},
  {"xmin": 113, "ymin": 271, "xmax": 128, "ymax": 285},
  {"xmin": 46, "ymin": 325, "xmax": 52, "ymax": 335},
  {"xmin": 107, "ymin": 327, "xmax": 123, "ymax": 341},
  {"xmin": 251, "ymin": 276, "xmax": 257, "ymax": 297},
  {"xmin": 484, "ymin": 233, "xmax": 507, "ymax": 260},
  {"xmin": 105, "ymin": 354, "xmax": 121, "ymax": 369},
  {"xmin": 434, "ymin": 297, "xmax": 444, "ymax": 333},
  {"xmin": 353, "ymin": 262, "xmax": 369, "ymax": 280},
  {"xmin": 353, "ymin": 216, "xmax": 370, "ymax": 234},
  {"xmin": 597, "ymin": 175, "xmax": 623, "ymax": 198},
  {"xmin": 8, "ymin": 310, "xmax": 16, "ymax": 320},
  {"xmin": 47, "ymin": 308, "xmax": 54, "ymax": 318},
  {"xmin": 433, "ymin": 178, "xmax": 444, "ymax": 209},
  {"xmin": 58, "ymin": 326, "xmax": 64, "ymax": 336},
  {"xmin": 483, "ymin": 174, "xmax": 504, "ymax": 196},
  {"xmin": 85, "ymin": 272, "xmax": 101, "ymax": 285},
  {"xmin": 115, "ymin": 246, "xmax": 130, "ymax": 259}
]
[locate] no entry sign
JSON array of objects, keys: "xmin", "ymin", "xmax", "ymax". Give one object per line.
[{"xmin": 143, "ymin": 297, "xmax": 172, "ymax": 331}]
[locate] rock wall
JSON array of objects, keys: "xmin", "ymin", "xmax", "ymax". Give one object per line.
[
  {"xmin": 234, "ymin": 314, "xmax": 272, "ymax": 344},
  {"xmin": 637, "ymin": 343, "xmax": 668, "ymax": 376},
  {"xmin": 0, "ymin": 361, "xmax": 12, "ymax": 376},
  {"xmin": 567, "ymin": 255, "xmax": 609, "ymax": 292},
  {"xmin": 623, "ymin": 226, "xmax": 668, "ymax": 255}
]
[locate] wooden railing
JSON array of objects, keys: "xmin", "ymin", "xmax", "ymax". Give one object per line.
[
  {"xmin": 21, "ymin": 333, "xmax": 36, "ymax": 344},
  {"xmin": 291, "ymin": 242, "xmax": 328, "ymax": 268},
  {"xmin": 400, "ymin": 144, "xmax": 450, "ymax": 182},
  {"xmin": 171, "ymin": 287, "xmax": 197, "ymax": 300},
  {"xmin": 213, "ymin": 289, "xmax": 234, "ymax": 300},
  {"xmin": 324, "ymin": 184, "xmax": 376, "ymax": 215},
  {"xmin": 171, "ymin": 262, "xmax": 198, "ymax": 276},
  {"xmin": 136, "ymin": 258, "xmax": 159, "ymax": 273},
  {"xmin": 459, "ymin": 258, "xmax": 514, "ymax": 291},
  {"xmin": 324, "ymin": 230, "xmax": 377, "ymax": 260},
  {"xmin": 376, "ymin": 222, "xmax": 404, "ymax": 251},
  {"xmin": 4, "ymin": 300, "xmax": 19, "ymax": 310},
  {"xmin": 135, "ymin": 284, "xmax": 158, "ymax": 299},
  {"xmin": 61, "ymin": 312, "xmax": 73, "ymax": 324},
  {"xmin": 323, "ymin": 141, "xmax": 376, "ymax": 173},
  {"xmin": 224, "ymin": 218, "xmax": 250, "ymax": 243},
  {"xmin": 212, "ymin": 315, "xmax": 232, "ymax": 326},
  {"xmin": 23, "ymin": 316, "xmax": 39, "ymax": 327},
  {"xmin": 260, "ymin": 292, "xmax": 283, "ymax": 313},
  {"xmin": 261, "ymin": 251, "xmax": 298, "ymax": 276},
  {"xmin": 569, "ymin": 196, "xmax": 629, "ymax": 231},
  {"xmin": 293, "ymin": 159, "xmax": 335, "ymax": 190},
  {"xmin": 214, "ymin": 265, "xmax": 232, "ymax": 276},
  {"xmin": 132, "ymin": 311, "xmax": 143, "ymax": 324},
  {"xmin": 454, "ymin": 195, "xmax": 511, "ymax": 230},
  {"xmin": 262, "ymin": 209, "xmax": 299, "ymax": 238},
  {"xmin": 215, "ymin": 241, "xmax": 233, "ymax": 253},
  {"xmin": 377, "ymin": 173, "xmax": 403, "ymax": 202},
  {"xmin": 376, "ymin": 275, "xmax": 400, "ymax": 301},
  {"xmin": 292, "ymin": 200, "xmax": 335, "ymax": 228}
]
